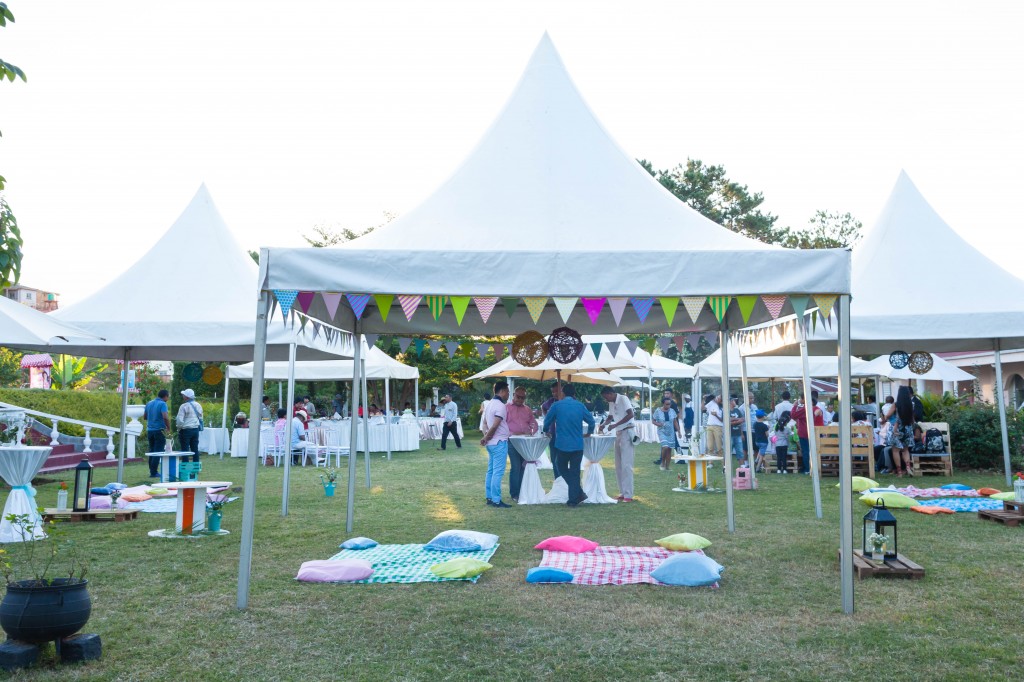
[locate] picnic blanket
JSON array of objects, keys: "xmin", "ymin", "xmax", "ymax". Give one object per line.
[
  {"xmin": 866, "ymin": 486, "xmax": 980, "ymax": 499},
  {"xmin": 540, "ymin": 546, "xmax": 715, "ymax": 587},
  {"xmin": 915, "ymin": 498, "xmax": 1004, "ymax": 513},
  {"xmin": 123, "ymin": 496, "xmax": 239, "ymax": 514},
  {"xmin": 327, "ymin": 544, "xmax": 499, "ymax": 583}
]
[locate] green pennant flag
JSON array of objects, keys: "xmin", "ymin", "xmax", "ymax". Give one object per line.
[
  {"xmin": 501, "ymin": 297, "xmax": 518, "ymax": 318},
  {"xmin": 449, "ymin": 296, "xmax": 471, "ymax": 325},
  {"xmin": 659, "ymin": 297, "xmax": 679, "ymax": 326},
  {"xmin": 589, "ymin": 342, "xmax": 603, "ymax": 359},
  {"xmin": 641, "ymin": 338, "xmax": 657, "ymax": 354},
  {"xmin": 374, "ymin": 294, "xmax": 394, "ymax": 323},
  {"xmin": 426, "ymin": 295, "xmax": 447, "ymax": 320},
  {"xmin": 707, "ymin": 296, "xmax": 731, "ymax": 323},
  {"xmin": 460, "ymin": 341, "xmax": 474, "ymax": 358},
  {"xmin": 736, "ymin": 295, "xmax": 757, "ymax": 324}
]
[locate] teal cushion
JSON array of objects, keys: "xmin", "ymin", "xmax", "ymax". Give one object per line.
[
  {"xmin": 526, "ymin": 567, "xmax": 573, "ymax": 583},
  {"xmin": 940, "ymin": 483, "xmax": 972, "ymax": 490},
  {"xmin": 339, "ymin": 536, "xmax": 378, "ymax": 550},
  {"xmin": 651, "ymin": 553, "xmax": 724, "ymax": 587}
]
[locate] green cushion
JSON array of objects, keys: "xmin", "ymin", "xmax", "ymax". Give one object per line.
[
  {"xmin": 858, "ymin": 491, "xmax": 918, "ymax": 509},
  {"xmin": 990, "ymin": 492, "xmax": 1017, "ymax": 501},
  {"xmin": 429, "ymin": 557, "xmax": 493, "ymax": 579},
  {"xmin": 836, "ymin": 477, "xmax": 878, "ymax": 493},
  {"xmin": 655, "ymin": 532, "xmax": 711, "ymax": 551}
]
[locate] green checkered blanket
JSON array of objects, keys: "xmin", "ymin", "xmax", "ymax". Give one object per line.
[{"xmin": 328, "ymin": 543, "xmax": 499, "ymax": 583}]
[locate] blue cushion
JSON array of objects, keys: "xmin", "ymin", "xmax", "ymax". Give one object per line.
[
  {"xmin": 651, "ymin": 553, "xmax": 724, "ymax": 587},
  {"xmin": 90, "ymin": 486, "xmax": 113, "ymax": 495},
  {"xmin": 425, "ymin": 531, "xmax": 482, "ymax": 552},
  {"xmin": 105, "ymin": 482, "xmax": 128, "ymax": 491},
  {"xmin": 339, "ymin": 536, "xmax": 378, "ymax": 550},
  {"xmin": 940, "ymin": 483, "xmax": 972, "ymax": 490},
  {"xmin": 526, "ymin": 567, "xmax": 574, "ymax": 583}
]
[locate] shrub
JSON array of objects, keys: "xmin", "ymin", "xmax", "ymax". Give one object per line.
[{"xmin": 936, "ymin": 402, "xmax": 1024, "ymax": 470}]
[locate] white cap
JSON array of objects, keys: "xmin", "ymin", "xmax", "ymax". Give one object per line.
[{"xmin": 181, "ymin": 388, "xmax": 195, "ymax": 399}]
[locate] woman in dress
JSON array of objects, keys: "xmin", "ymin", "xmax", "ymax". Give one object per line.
[
  {"xmin": 888, "ymin": 386, "xmax": 916, "ymax": 476},
  {"xmin": 652, "ymin": 397, "xmax": 679, "ymax": 471}
]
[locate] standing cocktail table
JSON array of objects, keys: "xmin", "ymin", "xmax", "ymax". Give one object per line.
[
  {"xmin": 581, "ymin": 435, "xmax": 617, "ymax": 503},
  {"xmin": 509, "ymin": 436, "xmax": 550, "ymax": 505},
  {"xmin": 0, "ymin": 445, "xmax": 52, "ymax": 542}
]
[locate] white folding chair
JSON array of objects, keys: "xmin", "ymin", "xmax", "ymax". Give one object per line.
[
  {"xmin": 324, "ymin": 429, "xmax": 350, "ymax": 467},
  {"xmin": 263, "ymin": 432, "xmax": 287, "ymax": 467}
]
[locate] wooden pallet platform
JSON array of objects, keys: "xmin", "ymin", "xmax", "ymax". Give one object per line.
[
  {"xmin": 977, "ymin": 499, "xmax": 1024, "ymax": 527},
  {"xmin": 42, "ymin": 508, "xmax": 139, "ymax": 523},
  {"xmin": 848, "ymin": 550, "xmax": 925, "ymax": 580}
]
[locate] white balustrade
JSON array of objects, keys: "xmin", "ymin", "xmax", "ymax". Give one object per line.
[
  {"xmin": 83, "ymin": 427, "xmax": 92, "ymax": 453},
  {"xmin": 105, "ymin": 430, "xmax": 116, "ymax": 460},
  {"xmin": 50, "ymin": 419, "xmax": 61, "ymax": 446}
]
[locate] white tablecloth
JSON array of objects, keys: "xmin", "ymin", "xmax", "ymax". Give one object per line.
[
  {"xmin": 317, "ymin": 420, "xmax": 419, "ymax": 452},
  {"xmin": 509, "ymin": 436, "xmax": 550, "ymax": 505},
  {"xmin": 634, "ymin": 421, "xmax": 658, "ymax": 444},
  {"xmin": 198, "ymin": 427, "xmax": 230, "ymax": 455},
  {"xmin": 582, "ymin": 435, "xmax": 617, "ymax": 503},
  {"xmin": 230, "ymin": 426, "xmax": 274, "ymax": 458},
  {"xmin": 0, "ymin": 445, "xmax": 52, "ymax": 542},
  {"xmin": 418, "ymin": 417, "xmax": 464, "ymax": 440}
]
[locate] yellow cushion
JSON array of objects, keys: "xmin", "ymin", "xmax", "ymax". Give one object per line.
[
  {"xmin": 858, "ymin": 491, "xmax": 918, "ymax": 509},
  {"xmin": 836, "ymin": 477, "xmax": 878, "ymax": 493},
  {"xmin": 655, "ymin": 532, "xmax": 711, "ymax": 551},
  {"xmin": 429, "ymin": 558, "xmax": 492, "ymax": 579}
]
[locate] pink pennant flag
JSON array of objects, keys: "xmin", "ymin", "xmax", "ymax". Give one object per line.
[
  {"xmin": 398, "ymin": 295, "xmax": 423, "ymax": 321},
  {"xmin": 581, "ymin": 297, "xmax": 606, "ymax": 325},
  {"xmin": 346, "ymin": 294, "xmax": 370, "ymax": 319},
  {"xmin": 607, "ymin": 298, "xmax": 628, "ymax": 326},
  {"xmin": 296, "ymin": 291, "xmax": 315, "ymax": 314},
  {"xmin": 321, "ymin": 292, "xmax": 343, "ymax": 321},
  {"xmin": 474, "ymin": 297, "xmax": 498, "ymax": 324},
  {"xmin": 761, "ymin": 295, "xmax": 787, "ymax": 320}
]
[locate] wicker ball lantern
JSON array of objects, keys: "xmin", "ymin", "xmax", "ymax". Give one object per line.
[
  {"xmin": 908, "ymin": 351, "xmax": 933, "ymax": 375},
  {"xmin": 888, "ymin": 351, "xmax": 909, "ymax": 370},
  {"xmin": 512, "ymin": 331, "xmax": 548, "ymax": 367},
  {"xmin": 547, "ymin": 327, "xmax": 584, "ymax": 365}
]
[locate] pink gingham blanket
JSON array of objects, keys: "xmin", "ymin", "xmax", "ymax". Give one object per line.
[
  {"xmin": 869, "ymin": 486, "xmax": 980, "ymax": 499},
  {"xmin": 540, "ymin": 545, "xmax": 712, "ymax": 586}
]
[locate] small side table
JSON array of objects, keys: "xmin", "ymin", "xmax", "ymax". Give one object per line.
[
  {"xmin": 146, "ymin": 451, "xmax": 194, "ymax": 483},
  {"xmin": 674, "ymin": 455, "xmax": 724, "ymax": 493},
  {"xmin": 148, "ymin": 480, "xmax": 231, "ymax": 539}
]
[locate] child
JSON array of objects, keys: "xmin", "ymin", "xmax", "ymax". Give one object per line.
[
  {"xmin": 752, "ymin": 410, "xmax": 769, "ymax": 473},
  {"xmin": 771, "ymin": 410, "xmax": 793, "ymax": 474}
]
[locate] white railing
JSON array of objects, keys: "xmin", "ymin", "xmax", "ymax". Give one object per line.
[{"xmin": 0, "ymin": 401, "xmax": 140, "ymax": 460}]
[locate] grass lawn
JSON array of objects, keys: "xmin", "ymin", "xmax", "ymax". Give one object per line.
[{"xmin": 6, "ymin": 435, "xmax": 1024, "ymax": 681}]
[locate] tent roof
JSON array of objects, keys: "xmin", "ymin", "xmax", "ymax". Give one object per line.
[
  {"xmin": 52, "ymin": 185, "xmax": 352, "ymax": 361},
  {"xmin": 228, "ymin": 345, "xmax": 418, "ymax": 381},
  {"xmin": 260, "ymin": 35, "xmax": 849, "ymax": 335},
  {"xmin": 0, "ymin": 295, "xmax": 104, "ymax": 348},
  {"xmin": 857, "ymin": 352, "xmax": 974, "ymax": 382},
  {"xmin": 697, "ymin": 347, "xmax": 871, "ymax": 379}
]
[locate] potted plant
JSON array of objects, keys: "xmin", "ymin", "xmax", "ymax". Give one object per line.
[
  {"xmin": 868, "ymin": 532, "xmax": 889, "ymax": 563},
  {"xmin": 207, "ymin": 494, "xmax": 229, "ymax": 532},
  {"xmin": 56, "ymin": 482, "xmax": 69, "ymax": 512},
  {"xmin": 0, "ymin": 512, "xmax": 91, "ymax": 644},
  {"xmin": 319, "ymin": 469, "xmax": 338, "ymax": 497}
]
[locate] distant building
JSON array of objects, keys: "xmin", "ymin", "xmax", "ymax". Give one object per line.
[{"xmin": 2, "ymin": 284, "xmax": 59, "ymax": 312}]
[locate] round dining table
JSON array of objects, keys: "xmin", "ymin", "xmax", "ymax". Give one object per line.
[{"xmin": 508, "ymin": 436, "xmax": 551, "ymax": 505}]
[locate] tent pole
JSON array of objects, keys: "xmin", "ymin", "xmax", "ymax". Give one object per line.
[
  {"xmin": 740, "ymin": 353, "xmax": 756, "ymax": 487},
  {"xmin": 362, "ymin": 359, "xmax": 370, "ymax": 488},
  {"xmin": 116, "ymin": 348, "xmax": 131, "ymax": 484},
  {"xmin": 994, "ymin": 340, "xmax": 1012, "ymax": 487},
  {"xmin": 237, "ymin": 286, "xmax": 270, "ymax": 610},
  {"xmin": 720, "ymin": 330, "xmax": 735, "ymax": 532},
  {"xmin": 693, "ymin": 375, "xmax": 702, "ymax": 452},
  {"xmin": 798, "ymin": 318, "xmax": 823, "ymax": 519},
  {"xmin": 346, "ymin": 331, "xmax": 362, "ymax": 533},
  {"xmin": 385, "ymin": 378, "xmax": 392, "ymax": 461},
  {"xmin": 278, "ymin": 381, "xmax": 283, "ymax": 408},
  {"xmin": 838, "ymin": 294, "xmax": 854, "ymax": 615},
  {"xmin": 221, "ymin": 373, "xmax": 230, "ymax": 429},
  {"xmin": 414, "ymin": 377, "xmax": 420, "ymax": 426},
  {"xmin": 282, "ymin": 342, "xmax": 297, "ymax": 516}
]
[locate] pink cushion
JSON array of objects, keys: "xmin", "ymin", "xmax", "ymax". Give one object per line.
[
  {"xmin": 89, "ymin": 495, "xmax": 111, "ymax": 509},
  {"xmin": 296, "ymin": 559, "xmax": 373, "ymax": 582},
  {"xmin": 534, "ymin": 535, "xmax": 599, "ymax": 553}
]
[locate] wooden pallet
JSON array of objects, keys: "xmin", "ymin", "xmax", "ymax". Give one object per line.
[
  {"xmin": 977, "ymin": 499, "xmax": 1024, "ymax": 527},
  {"xmin": 42, "ymin": 508, "xmax": 139, "ymax": 523},
  {"xmin": 848, "ymin": 550, "xmax": 925, "ymax": 580}
]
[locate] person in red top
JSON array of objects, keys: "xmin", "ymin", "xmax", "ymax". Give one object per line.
[{"xmin": 790, "ymin": 390, "xmax": 824, "ymax": 475}]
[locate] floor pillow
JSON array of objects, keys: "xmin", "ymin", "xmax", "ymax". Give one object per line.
[
  {"xmin": 910, "ymin": 505, "xmax": 955, "ymax": 515},
  {"xmin": 940, "ymin": 483, "xmax": 972, "ymax": 491},
  {"xmin": 977, "ymin": 487, "xmax": 1002, "ymax": 496},
  {"xmin": 526, "ymin": 566, "xmax": 573, "ymax": 583},
  {"xmin": 651, "ymin": 552, "xmax": 723, "ymax": 587},
  {"xmin": 429, "ymin": 557, "xmax": 492, "ymax": 579},
  {"xmin": 990, "ymin": 492, "xmax": 1016, "ymax": 501},
  {"xmin": 340, "ymin": 536, "xmax": 379, "ymax": 550},
  {"xmin": 858, "ymin": 491, "xmax": 918, "ymax": 509},
  {"xmin": 426, "ymin": 529, "xmax": 499, "ymax": 552},
  {"xmin": 837, "ymin": 476, "xmax": 878, "ymax": 493},
  {"xmin": 296, "ymin": 559, "xmax": 373, "ymax": 582},
  {"xmin": 534, "ymin": 535, "xmax": 599, "ymax": 553},
  {"xmin": 655, "ymin": 532, "xmax": 711, "ymax": 551}
]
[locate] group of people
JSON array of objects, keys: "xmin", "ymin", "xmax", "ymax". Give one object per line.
[
  {"xmin": 874, "ymin": 385, "xmax": 924, "ymax": 476},
  {"xmin": 143, "ymin": 388, "xmax": 205, "ymax": 477}
]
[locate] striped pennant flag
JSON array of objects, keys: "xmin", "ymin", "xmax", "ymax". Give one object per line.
[
  {"xmin": 523, "ymin": 297, "xmax": 548, "ymax": 324},
  {"xmin": 659, "ymin": 297, "xmax": 679, "ymax": 326},
  {"xmin": 761, "ymin": 295, "xmax": 787, "ymax": 319},
  {"xmin": 707, "ymin": 296, "xmax": 732, "ymax": 322},
  {"xmin": 552, "ymin": 297, "xmax": 577, "ymax": 324},
  {"xmin": 273, "ymin": 290, "xmax": 299, "ymax": 318},
  {"xmin": 346, "ymin": 294, "xmax": 371, "ymax": 319},
  {"xmin": 736, "ymin": 295, "xmax": 757, "ymax": 324},
  {"xmin": 398, "ymin": 295, "xmax": 422, "ymax": 321},
  {"xmin": 607, "ymin": 298, "xmax": 628, "ymax": 326},
  {"xmin": 581, "ymin": 297, "xmax": 605, "ymax": 324},
  {"xmin": 426, "ymin": 296, "xmax": 447, "ymax": 321},
  {"xmin": 630, "ymin": 297, "xmax": 655, "ymax": 324},
  {"xmin": 681, "ymin": 296, "xmax": 705, "ymax": 324},
  {"xmin": 374, "ymin": 294, "xmax": 394, "ymax": 323},
  {"xmin": 501, "ymin": 297, "xmax": 518, "ymax": 318},
  {"xmin": 813, "ymin": 294, "xmax": 837, "ymax": 321},
  {"xmin": 450, "ymin": 296, "xmax": 472, "ymax": 325},
  {"xmin": 296, "ymin": 291, "xmax": 315, "ymax": 314},
  {"xmin": 474, "ymin": 297, "xmax": 498, "ymax": 324}
]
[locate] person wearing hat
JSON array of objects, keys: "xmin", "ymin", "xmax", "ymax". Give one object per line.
[
  {"xmin": 682, "ymin": 394, "xmax": 694, "ymax": 444},
  {"xmin": 234, "ymin": 412, "xmax": 249, "ymax": 429},
  {"xmin": 291, "ymin": 409, "xmax": 308, "ymax": 465},
  {"xmin": 752, "ymin": 409, "xmax": 769, "ymax": 473},
  {"xmin": 176, "ymin": 388, "xmax": 204, "ymax": 463}
]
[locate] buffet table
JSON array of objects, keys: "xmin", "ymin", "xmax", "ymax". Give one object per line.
[
  {"xmin": 198, "ymin": 427, "xmax": 230, "ymax": 456},
  {"xmin": 312, "ymin": 419, "xmax": 419, "ymax": 452}
]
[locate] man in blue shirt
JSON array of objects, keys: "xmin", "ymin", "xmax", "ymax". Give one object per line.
[
  {"xmin": 542, "ymin": 384, "xmax": 595, "ymax": 506},
  {"xmin": 144, "ymin": 389, "xmax": 171, "ymax": 477}
]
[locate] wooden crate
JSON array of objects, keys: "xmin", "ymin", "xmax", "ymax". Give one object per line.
[
  {"xmin": 817, "ymin": 425, "xmax": 875, "ymax": 478},
  {"xmin": 978, "ymin": 499, "xmax": 1024, "ymax": 527},
  {"xmin": 911, "ymin": 422, "xmax": 954, "ymax": 476},
  {"xmin": 42, "ymin": 508, "xmax": 139, "ymax": 523},
  {"xmin": 848, "ymin": 549, "xmax": 925, "ymax": 580}
]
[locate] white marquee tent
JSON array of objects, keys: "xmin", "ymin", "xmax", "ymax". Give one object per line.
[
  {"xmin": 696, "ymin": 347, "xmax": 870, "ymax": 380},
  {"xmin": 228, "ymin": 346, "xmax": 418, "ymax": 382},
  {"xmin": 0, "ymin": 294, "xmax": 103, "ymax": 348}
]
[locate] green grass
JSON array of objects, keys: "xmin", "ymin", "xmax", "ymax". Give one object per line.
[{"xmin": 6, "ymin": 436, "xmax": 1024, "ymax": 681}]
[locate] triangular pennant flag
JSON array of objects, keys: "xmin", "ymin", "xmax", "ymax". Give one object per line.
[
  {"xmin": 673, "ymin": 336, "xmax": 686, "ymax": 353},
  {"xmin": 346, "ymin": 294, "xmax": 371, "ymax": 319},
  {"xmin": 789, "ymin": 295, "xmax": 810, "ymax": 321},
  {"xmin": 321, "ymin": 292, "xmax": 343, "ymax": 321},
  {"xmin": 428, "ymin": 340, "xmax": 442, "ymax": 355},
  {"xmin": 476, "ymin": 343, "xmax": 489, "ymax": 359},
  {"xmin": 414, "ymin": 339, "xmax": 425, "ymax": 356},
  {"xmin": 581, "ymin": 297, "xmax": 606, "ymax": 325},
  {"xmin": 813, "ymin": 294, "xmax": 838, "ymax": 321},
  {"xmin": 398, "ymin": 337, "xmax": 412, "ymax": 353},
  {"xmin": 702, "ymin": 332, "xmax": 718, "ymax": 348},
  {"xmin": 606, "ymin": 341, "xmax": 621, "ymax": 357},
  {"xmin": 426, "ymin": 296, "xmax": 447, "ymax": 321},
  {"xmin": 589, "ymin": 342, "xmax": 603, "ymax": 359},
  {"xmin": 552, "ymin": 297, "xmax": 578, "ymax": 324},
  {"xmin": 630, "ymin": 297, "xmax": 655, "ymax": 324},
  {"xmin": 659, "ymin": 297, "xmax": 679, "ymax": 326},
  {"xmin": 373, "ymin": 294, "xmax": 394, "ymax": 323},
  {"xmin": 269, "ymin": 297, "xmax": 279, "ymax": 323},
  {"xmin": 607, "ymin": 298, "xmax": 628, "ymax": 326},
  {"xmin": 398, "ymin": 295, "xmax": 423, "ymax": 321},
  {"xmin": 295, "ymin": 291, "xmax": 315, "ymax": 314},
  {"xmin": 736, "ymin": 295, "xmax": 757, "ymax": 325},
  {"xmin": 625, "ymin": 340, "xmax": 639, "ymax": 356},
  {"xmin": 273, "ymin": 290, "xmax": 299, "ymax": 318},
  {"xmin": 501, "ymin": 297, "xmax": 518, "ymax": 318},
  {"xmin": 492, "ymin": 343, "xmax": 505, "ymax": 360},
  {"xmin": 641, "ymin": 338, "xmax": 657, "ymax": 354},
  {"xmin": 312, "ymin": 321, "xmax": 321, "ymax": 339},
  {"xmin": 298, "ymin": 315, "xmax": 309, "ymax": 332},
  {"xmin": 364, "ymin": 334, "xmax": 379, "ymax": 347},
  {"xmin": 474, "ymin": 297, "xmax": 498, "ymax": 324},
  {"xmin": 458, "ymin": 341, "xmax": 473, "ymax": 358},
  {"xmin": 681, "ymin": 297, "xmax": 705, "ymax": 324},
  {"xmin": 656, "ymin": 337, "xmax": 671, "ymax": 353},
  {"xmin": 444, "ymin": 341, "xmax": 459, "ymax": 358},
  {"xmin": 523, "ymin": 297, "xmax": 548, "ymax": 324},
  {"xmin": 685, "ymin": 334, "xmax": 698, "ymax": 350},
  {"xmin": 449, "ymin": 296, "xmax": 471, "ymax": 326},
  {"xmin": 707, "ymin": 296, "xmax": 732, "ymax": 323},
  {"xmin": 812, "ymin": 309, "xmax": 819, "ymax": 334},
  {"xmin": 761, "ymin": 295, "xmax": 787, "ymax": 320}
]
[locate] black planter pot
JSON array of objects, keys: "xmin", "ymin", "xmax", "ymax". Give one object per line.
[{"xmin": 0, "ymin": 579, "xmax": 91, "ymax": 643}]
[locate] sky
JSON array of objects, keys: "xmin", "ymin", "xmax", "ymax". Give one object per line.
[{"xmin": 2, "ymin": 0, "xmax": 1022, "ymax": 305}]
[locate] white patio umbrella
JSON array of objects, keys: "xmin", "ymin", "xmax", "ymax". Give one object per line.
[{"xmin": 0, "ymin": 295, "xmax": 104, "ymax": 347}]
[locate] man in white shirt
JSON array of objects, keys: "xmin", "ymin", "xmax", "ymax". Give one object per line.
[
  {"xmin": 705, "ymin": 395, "xmax": 724, "ymax": 457},
  {"xmin": 600, "ymin": 387, "xmax": 636, "ymax": 502},
  {"xmin": 773, "ymin": 391, "xmax": 794, "ymax": 422},
  {"xmin": 176, "ymin": 388, "xmax": 204, "ymax": 463},
  {"xmin": 440, "ymin": 395, "xmax": 461, "ymax": 450},
  {"xmin": 480, "ymin": 382, "xmax": 511, "ymax": 507}
]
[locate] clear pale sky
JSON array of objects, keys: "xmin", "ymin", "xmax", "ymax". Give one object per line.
[{"xmin": 3, "ymin": 1, "xmax": 1022, "ymax": 305}]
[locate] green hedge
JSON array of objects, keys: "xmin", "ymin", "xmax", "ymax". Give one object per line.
[{"xmin": 936, "ymin": 403, "xmax": 1024, "ymax": 471}]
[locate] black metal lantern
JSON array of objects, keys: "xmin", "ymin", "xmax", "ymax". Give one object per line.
[
  {"xmin": 72, "ymin": 458, "xmax": 94, "ymax": 512},
  {"xmin": 862, "ymin": 498, "xmax": 898, "ymax": 559}
]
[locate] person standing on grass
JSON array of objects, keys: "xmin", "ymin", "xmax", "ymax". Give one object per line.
[
  {"xmin": 542, "ymin": 384, "xmax": 595, "ymax": 507},
  {"xmin": 704, "ymin": 395, "xmax": 724, "ymax": 457},
  {"xmin": 653, "ymin": 397, "xmax": 680, "ymax": 472},
  {"xmin": 752, "ymin": 410, "xmax": 769, "ymax": 472},
  {"xmin": 773, "ymin": 390, "xmax": 794, "ymax": 422},
  {"xmin": 505, "ymin": 387, "xmax": 538, "ymax": 503},
  {"xmin": 682, "ymin": 394, "xmax": 694, "ymax": 443},
  {"xmin": 176, "ymin": 388, "xmax": 203, "ymax": 464},
  {"xmin": 888, "ymin": 386, "xmax": 916, "ymax": 477},
  {"xmin": 541, "ymin": 381, "xmax": 564, "ymax": 478},
  {"xmin": 790, "ymin": 390, "xmax": 823, "ymax": 475},
  {"xmin": 600, "ymin": 386, "xmax": 636, "ymax": 502},
  {"xmin": 728, "ymin": 398, "xmax": 746, "ymax": 467},
  {"xmin": 440, "ymin": 395, "xmax": 461, "ymax": 450},
  {"xmin": 480, "ymin": 382, "xmax": 512, "ymax": 508},
  {"xmin": 144, "ymin": 389, "xmax": 171, "ymax": 477}
]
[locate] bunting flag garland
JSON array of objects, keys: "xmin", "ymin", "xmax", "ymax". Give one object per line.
[
  {"xmin": 398, "ymin": 295, "xmax": 423, "ymax": 321},
  {"xmin": 656, "ymin": 337, "xmax": 671, "ymax": 353},
  {"xmin": 789, "ymin": 295, "xmax": 810, "ymax": 322},
  {"xmin": 428, "ymin": 340, "xmax": 442, "ymax": 355},
  {"xmin": 813, "ymin": 294, "xmax": 837, "ymax": 321},
  {"xmin": 523, "ymin": 297, "xmax": 548, "ymax": 324},
  {"xmin": 681, "ymin": 297, "xmax": 705, "ymax": 324},
  {"xmin": 450, "ymin": 296, "xmax": 472, "ymax": 325},
  {"xmin": 459, "ymin": 341, "xmax": 474, "ymax": 358},
  {"xmin": 273, "ymin": 290, "xmax": 299, "ymax": 318},
  {"xmin": 312, "ymin": 321, "xmax": 321, "ymax": 339},
  {"xmin": 296, "ymin": 291, "xmax": 315, "ymax": 314},
  {"xmin": 581, "ymin": 297, "xmax": 606, "ymax": 324},
  {"xmin": 707, "ymin": 296, "xmax": 731, "ymax": 323},
  {"xmin": 398, "ymin": 337, "xmax": 412, "ymax": 353},
  {"xmin": 673, "ymin": 336, "xmax": 686, "ymax": 353},
  {"xmin": 414, "ymin": 339, "xmax": 425, "ymax": 355},
  {"xmin": 736, "ymin": 295, "xmax": 757, "ymax": 324},
  {"xmin": 607, "ymin": 298, "xmax": 628, "ymax": 326},
  {"xmin": 346, "ymin": 294, "xmax": 371, "ymax": 319},
  {"xmin": 552, "ymin": 297, "xmax": 578, "ymax": 324},
  {"xmin": 474, "ymin": 297, "xmax": 498, "ymax": 323},
  {"xmin": 444, "ymin": 341, "xmax": 459, "ymax": 358},
  {"xmin": 501, "ymin": 297, "xmax": 518, "ymax": 318},
  {"xmin": 374, "ymin": 294, "xmax": 394, "ymax": 322},
  {"xmin": 624, "ymin": 340, "xmax": 639, "ymax": 356},
  {"xmin": 589, "ymin": 342, "xmax": 603, "ymax": 359},
  {"xmin": 641, "ymin": 338, "xmax": 657, "ymax": 354},
  {"xmin": 426, "ymin": 296, "xmax": 447, "ymax": 321},
  {"xmin": 761, "ymin": 295, "xmax": 786, "ymax": 319},
  {"xmin": 321, "ymin": 292, "xmax": 343, "ymax": 321},
  {"xmin": 703, "ymin": 332, "xmax": 718, "ymax": 348},
  {"xmin": 684, "ymin": 334, "xmax": 697, "ymax": 350},
  {"xmin": 631, "ymin": 297, "xmax": 655, "ymax": 324},
  {"xmin": 605, "ymin": 341, "xmax": 621, "ymax": 357},
  {"xmin": 364, "ymin": 334, "xmax": 379, "ymax": 347},
  {"xmin": 491, "ymin": 343, "xmax": 505, "ymax": 360},
  {"xmin": 659, "ymin": 297, "xmax": 679, "ymax": 326},
  {"xmin": 476, "ymin": 343, "xmax": 489, "ymax": 359}
]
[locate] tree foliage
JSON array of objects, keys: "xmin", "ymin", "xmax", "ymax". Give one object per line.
[
  {"xmin": 0, "ymin": 347, "xmax": 22, "ymax": 387},
  {"xmin": 302, "ymin": 211, "xmax": 395, "ymax": 248},
  {"xmin": 0, "ymin": 3, "xmax": 25, "ymax": 287},
  {"xmin": 50, "ymin": 355, "xmax": 109, "ymax": 391},
  {"xmin": 782, "ymin": 210, "xmax": 862, "ymax": 249}
]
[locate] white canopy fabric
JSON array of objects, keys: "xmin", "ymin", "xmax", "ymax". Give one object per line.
[
  {"xmin": 0, "ymin": 295, "xmax": 103, "ymax": 347},
  {"xmin": 228, "ymin": 345, "xmax": 418, "ymax": 381},
  {"xmin": 51, "ymin": 185, "xmax": 351, "ymax": 362},
  {"xmin": 697, "ymin": 347, "xmax": 870, "ymax": 379},
  {"xmin": 614, "ymin": 353, "xmax": 696, "ymax": 380},
  {"xmin": 858, "ymin": 352, "xmax": 974, "ymax": 382}
]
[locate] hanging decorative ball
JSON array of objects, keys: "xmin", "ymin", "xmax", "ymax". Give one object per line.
[
  {"xmin": 888, "ymin": 351, "xmax": 910, "ymax": 370},
  {"xmin": 512, "ymin": 330, "xmax": 549, "ymax": 367},
  {"xmin": 908, "ymin": 351, "xmax": 933, "ymax": 375},
  {"xmin": 202, "ymin": 365, "xmax": 225, "ymax": 386},
  {"xmin": 547, "ymin": 327, "xmax": 584, "ymax": 364},
  {"xmin": 181, "ymin": 363, "xmax": 204, "ymax": 382}
]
